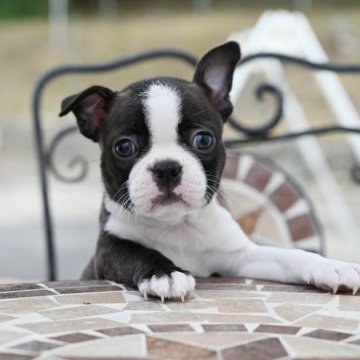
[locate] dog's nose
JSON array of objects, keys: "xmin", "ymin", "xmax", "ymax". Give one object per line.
[{"xmin": 152, "ymin": 160, "xmax": 182, "ymax": 192}]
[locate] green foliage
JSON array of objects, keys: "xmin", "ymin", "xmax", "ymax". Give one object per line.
[{"xmin": 0, "ymin": 0, "xmax": 48, "ymax": 19}]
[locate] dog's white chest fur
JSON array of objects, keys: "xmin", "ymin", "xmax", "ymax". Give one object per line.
[{"xmin": 104, "ymin": 196, "xmax": 250, "ymax": 276}]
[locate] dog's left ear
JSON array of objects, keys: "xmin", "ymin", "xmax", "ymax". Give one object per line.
[{"xmin": 193, "ymin": 41, "xmax": 240, "ymax": 120}]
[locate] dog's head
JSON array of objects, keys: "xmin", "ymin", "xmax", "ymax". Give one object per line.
[{"xmin": 60, "ymin": 42, "xmax": 240, "ymax": 220}]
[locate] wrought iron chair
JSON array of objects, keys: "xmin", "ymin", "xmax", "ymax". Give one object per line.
[{"xmin": 32, "ymin": 47, "xmax": 360, "ymax": 281}]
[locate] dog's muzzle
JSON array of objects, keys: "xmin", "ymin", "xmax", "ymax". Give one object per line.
[{"xmin": 152, "ymin": 160, "xmax": 182, "ymax": 194}]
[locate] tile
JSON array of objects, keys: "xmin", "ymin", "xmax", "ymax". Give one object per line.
[
  {"xmin": 196, "ymin": 277, "xmax": 246, "ymax": 284},
  {"xmin": 43, "ymin": 280, "xmax": 111, "ymax": 288},
  {"xmin": 269, "ymin": 182, "xmax": 299, "ymax": 213},
  {"xmin": 165, "ymin": 300, "xmax": 217, "ymax": 311},
  {"xmin": 0, "ymin": 297, "xmax": 57, "ymax": 314},
  {"xmin": 266, "ymin": 292, "xmax": 334, "ymax": 305},
  {"xmin": 254, "ymin": 324, "xmax": 300, "ymax": 335},
  {"xmin": 216, "ymin": 299, "xmax": 268, "ymax": 313},
  {"xmin": 237, "ymin": 207, "xmax": 264, "ymax": 235},
  {"xmin": 54, "ymin": 335, "xmax": 146, "ymax": 357},
  {"xmin": 0, "ymin": 283, "xmax": 42, "ymax": 292},
  {"xmin": 261, "ymin": 285, "xmax": 318, "ymax": 293},
  {"xmin": 123, "ymin": 301, "xmax": 165, "ymax": 311},
  {"xmin": 149, "ymin": 324, "xmax": 194, "ymax": 332},
  {"xmin": 339, "ymin": 295, "xmax": 360, "ymax": 311},
  {"xmin": 50, "ymin": 332, "xmax": 101, "ymax": 343},
  {"xmin": 244, "ymin": 162, "xmax": 273, "ymax": 192},
  {"xmin": 303, "ymin": 329, "xmax": 352, "ymax": 341},
  {"xmin": 0, "ymin": 289, "xmax": 54, "ymax": 300},
  {"xmin": 196, "ymin": 290, "xmax": 267, "ymax": 299},
  {"xmin": 283, "ymin": 335, "xmax": 360, "ymax": 358},
  {"xmin": 0, "ymin": 314, "xmax": 14, "ymax": 322},
  {"xmin": 0, "ymin": 353, "xmax": 34, "ymax": 360},
  {"xmin": 0, "ymin": 330, "xmax": 29, "ymax": 346},
  {"xmin": 131, "ymin": 311, "xmax": 199, "ymax": 324},
  {"xmin": 221, "ymin": 337, "xmax": 288, "ymax": 360},
  {"xmin": 11, "ymin": 340, "xmax": 62, "ymax": 353},
  {"xmin": 55, "ymin": 285, "xmax": 123, "ymax": 294},
  {"xmin": 294, "ymin": 314, "xmax": 359, "ymax": 332},
  {"xmin": 202, "ymin": 324, "xmax": 247, "ymax": 332},
  {"xmin": 273, "ymin": 304, "xmax": 321, "ymax": 322},
  {"xmin": 40, "ymin": 304, "xmax": 119, "ymax": 320},
  {"xmin": 287, "ymin": 214, "xmax": 316, "ymax": 241},
  {"xmin": 97, "ymin": 326, "xmax": 144, "ymax": 336},
  {"xmin": 223, "ymin": 152, "xmax": 240, "ymax": 179},
  {"xmin": 147, "ymin": 335, "xmax": 218, "ymax": 360},
  {"xmin": 19, "ymin": 317, "xmax": 123, "ymax": 334},
  {"xmin": 196, "ymin": 313, "xmax": 280, "ymax": 324},
  {"xmin": 153, "ymin": 332, "xmax": 266, "ymax": 348},
  {"xmin": 196, "ymin": 284, "xmax": 256, "ymax": 291},
  {"xmin": 55, "ymin": 291, "xmax": 126, "ymax": 305}
]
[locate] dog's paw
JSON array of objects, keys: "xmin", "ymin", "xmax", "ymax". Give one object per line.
[
  {"xmin": 304, "ymin": 259, "xmax": 360, "ymax": 294},
  {"xmin": 138, "ymin": 271, "xmax": 196, "ymax": 302}
]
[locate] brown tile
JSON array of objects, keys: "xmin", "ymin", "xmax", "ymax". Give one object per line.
[
  {"xmin": 0, "ymin": 289, "xmax": 54, "ymax": 299},
  {"xmin": 202, "ymin": 324, "xmax": 247, "ymax": 332},
  {"xmin": 255, "ymin": 324, "xmax": 300, "ymax": 335},
  {"xmin": 55, "ymin": 291, "xmax": 126, "ymax": 305},
  {"xmin": 237, "ymin": 207, "xmax": 264, "ymax": 235},
  {"xmin": 216, "ymin": 298, "xmax": 268, "ymax": 313},
  {"xmin": 287, "ymin": 214, "xmax": 316, "ymax": 241},
  {"xmin": 222, "ymin": 337, "xmax": 287, "ymax": 360},
  {"xmin": 269, "ymin": 182, "xmax": 299, "ymax": 212},
  {"xmin": 97, "ymin": 326, "xmax": 144, "ymax": 336},
  {"xmin": 123, "ymin": 301, "xmax": 164, "ymax": 311},
  {"xmin": 244, "ymin": 162, "xmax": 273, "ymax": 191},
  {"xmin": 43, "ymin": 280, "xmax": 111, "ymax": 288},
  {"xmin": 0, "ymin": 353, "xmax": 34, "ymax": 360},
  {"xmin": 196, "ymin": 277, "xmax": 246, "ymax": 284},
  {"xmin": 0, "ymin": 283, "xmax": 42, "ymax": 292},
  {"xmin": 149, "ymin": 324, "xmax": 194, "ymax": 332},
  {"xmin": 304, "ymin": 329, "xmax": 352, "ymax": 341},
  {"xmin": 55, "ymin": 285, "xmax": 123, "ymax": 294},
  {"xmin": 11, "ymin": 340, "xmax": 61, "ymax": 353},
  {"xmin": 50, "ymin": 332, "xmax": 100, "ymax": 343},
  {"xmin": 223, "ymin": 152, "xmax": 240, "ymax": 179},
  {"xmin": 147, "ymin": 335, "xmax": 218, "ymax": 360},
  {"xmin": 197, "ymin": 313, "xmax": 280, "ymax": 324}
]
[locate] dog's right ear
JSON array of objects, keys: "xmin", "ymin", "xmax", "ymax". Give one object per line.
[{"xmin": 59, "ymin": 85, "xmax": 115, "ymax": 142}]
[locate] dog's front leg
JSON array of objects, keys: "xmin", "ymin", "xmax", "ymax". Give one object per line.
[
  {"xmin": 94, "ymin": 233, "xmax": 195, "ymax": 301},
  {"xmin": 231, "ymin": 243, "xmax": 360, "ymax": 294}
]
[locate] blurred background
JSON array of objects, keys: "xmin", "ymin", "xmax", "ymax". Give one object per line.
[{"xmin": 0, "ymin": 0, "xmax": 359, "ymax": 281}]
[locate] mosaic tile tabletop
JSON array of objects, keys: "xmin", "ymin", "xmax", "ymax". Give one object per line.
[{"xmin": 0, "ymin": 279, "xmax": 359, "ymax": 359}]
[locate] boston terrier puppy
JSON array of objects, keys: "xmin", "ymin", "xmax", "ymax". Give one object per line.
[{"xmin": 60, "ymin": 42, "xmax": 360, "ymax": 302}]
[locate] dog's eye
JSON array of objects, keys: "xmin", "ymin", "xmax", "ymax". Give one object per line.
[
  {"xmin": 192, "ymin": 131, "xmax": 214, "ymax": 152},
  {"xmin": 114, "ymin": 139, "xmax": 137, "ymax": 158}
]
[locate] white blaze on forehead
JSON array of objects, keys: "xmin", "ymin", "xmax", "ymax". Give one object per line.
[{"xmin": 142, "ymin": 82, "xmax": 182, "ymax": 145}]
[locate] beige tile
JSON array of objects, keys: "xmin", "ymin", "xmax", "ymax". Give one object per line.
[
  {"xmin": 283, "ymin": 335, "xmax": 360, "ymax": 358},
  {"xmin": 197, "ymin": 313, "xmax": 280, "ymax": 324},
  {"xmin": 19, "ymin": 317, "xmax": 122, "ymax": 334},
  {"xmin": 196, "ymin": 290, "xmax": 267, "ymax": 299},
  {"xmin": 52, "ymin": 334, "xmax": 146, "ymax": 357},
  {"xmin": 266, "ymin": 292, "xmax": 334, "ymax": 305},
  {"xmin": 131, "ymin": 311, "xmax": 200, "ymax": 324},
  {"xmin": 216, "ymin": 299, "xmax": 268, "ymax": 313},
  {"xmin": 54, "ymin": 291, "xmax": 125, "ymax": 305},
  {"xmin": 339, "ymin": 296, "xmax": 360, "ymax": 312},
  {"xmin": 294, "ymin": 314, "xmax": 359, "ymax": 332},
  {"xmin": 152, "ymin": 332, "xmax": 268, "ymax": 348},
  {"xmin": 0, "ymin": 297, "xmax": 57, "ymax": 314},
  {"xmin": 147, "ymin": 335, "xmax": 218, "ymax": 360},
  {"xmin": 0, "ymin": 314, "xmax": 14, "ymax": 322},
  {"xmin": 0, "ymin": 330, "xmax": 29, "ymax": 346},
  {"xmin": 273, "ymin": 304, "xmax": 321, "ymax": 322},
  {"xmin": 123, "ymin": 301, "xmax": 165, "ymax": 311},
  {"xmin": 40, "ymin": 305, "xmax": 119, "ymax": 320},
  {"xmin": 165, "ymin": 300, "xmax": 217, "ymax": 311}
]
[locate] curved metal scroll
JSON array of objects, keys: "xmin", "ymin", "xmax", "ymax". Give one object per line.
[{"xmin": 32, "ymin": 49, "xmax": 198, "ymax": 281}]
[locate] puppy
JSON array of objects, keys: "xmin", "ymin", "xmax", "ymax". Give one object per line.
[{"xmin": 60, "ymin": 42, "xmax": 360, "ymax": 301}]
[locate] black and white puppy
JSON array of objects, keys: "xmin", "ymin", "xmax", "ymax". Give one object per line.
[{"xmin": 60, "ymin": 42, "xmax": 360, "ymax": 301}]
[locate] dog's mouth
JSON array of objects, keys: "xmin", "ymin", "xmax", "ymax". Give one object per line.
[{"xmin": 150, "ymin": 193, "xmax": 188, "ymax": 209}]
